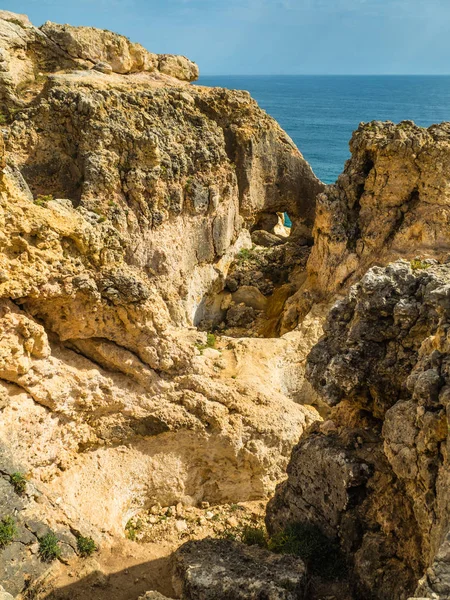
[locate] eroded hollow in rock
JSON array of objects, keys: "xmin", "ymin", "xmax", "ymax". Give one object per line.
[{"xmin": 195, "ymin": 210, "xmax": 312, "ymax": 338}]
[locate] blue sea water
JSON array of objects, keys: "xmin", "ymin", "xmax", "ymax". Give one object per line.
[{"xmin": 197, "ymin": 75, "xmax": 450, "ymax": 185}]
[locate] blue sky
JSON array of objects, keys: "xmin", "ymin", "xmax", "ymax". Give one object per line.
[{"xmin": 3, "ymin": 0, "xmax": 450, "ymax": 75}]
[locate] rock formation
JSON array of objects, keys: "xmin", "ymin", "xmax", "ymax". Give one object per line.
[
  {"xmin": 282, "ymin": 121, "xmax": 450, "ymax": 330},
  {"xmin": 0, "ymin": 11, "xmax": 324, "ymax": 598},
  {"xmin": 268, "ymin": 260, "xmax": 450, "ymax": 600},
  {"xmin": 2, "ymin": 9, "xmax": 450, "ymax": 600},
  {"xmin": 173, "ymin": 538, "xmax": 306, "ymax": 599}
]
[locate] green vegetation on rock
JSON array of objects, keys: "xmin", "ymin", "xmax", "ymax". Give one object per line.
[
  {"xmin": 38, "ymin": 532, "xmax": 62, "ymax": 562},
  {"xmin": 0, "ymin": 516, "xmax": 17, "ymax": 548},
  {"xmin": 410, "ymin": 258, "xmax": 431, "ymax": 271},
  {"xmin": 268, "ymin": 522, "xmax": 346, "ymax": 581},
  {"xmin": 77, "ymin": 535, "xmax": 97, "ymax": 557},
  {"xmin": 10, "ymin": 472, "xmax": 27, "ymax": 495},
  {"xmin": 125, "ymin": 518, "xmax": 143, "ymax": 541},
  {"xmin": 195, "ymin": 332, "xmax": 217, "ymax": 354},
  {"xmin": 221, "ymin": 520, "xmax": 346, "ymax": 581},
  {"xmin": 34, "ymin": 195, "xmax": 54, "ymax": 207}
]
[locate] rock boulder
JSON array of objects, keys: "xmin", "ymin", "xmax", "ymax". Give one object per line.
[{"xmin": 172, "ymin": 538, "xmax": 306, "ymax": 600}]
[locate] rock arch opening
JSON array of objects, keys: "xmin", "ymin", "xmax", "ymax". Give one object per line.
[{"xmin": 194, "ymin": 206, "xmax": 312, "ymax": 339}]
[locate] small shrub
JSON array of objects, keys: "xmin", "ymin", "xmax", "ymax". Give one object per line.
[
  {"xmin": 38, "ymin": 532, "xmax": 61, "ymax": 562},
  {"xmin": 206, "ymin": 333, "xmax": 216, "ymax": 348},
  {"xmin": 237, "ymin": 248, "xmax": 253, "ymax": 262},
  {"xmin": 195, "ymin": 332, "xmax": 217, "ymax": 354},
  {"xmin": 0, "ymin": 113, "xmax": 7, "ymax": 125},
  {"xmin": 268, "ymin": 522, "xmax": 346, "ymax": 581},
  {"xmin": 34, "ymin": 195, "xmax": 53, "ymax": 207},
  {"xmin": 184, "ymin": 177, "xmax": 195, "ymax": 194},
  {"xmin": 77, "ymin": 535, "xmax": 97, "ymax": 557},
  {"xmin": 411, "ymin": 259, "xmax": 431, "ymax": 271},
  {"xmin": 220, "ymin": 523, "xmax": 268, "ymax": 548},
  {"xmin": 195, "ymin": 342, "xmax": 205, "ymax": 355},
  {"xmin": 125, "ymin": 518, "xmax": 143, "ymax": 541},
  {"xmin": 240, "ymin": 525, "xmax": 268, "ymax": 548},
  {"xmin": 0, "ymin": 516, "xmax": 17, "ymax": 548},
  {"xmin": 92, "ymin": 208, "xmax": 107, "ymax": 223},
  {"xmin": 10, "ymin": 472, "xmax": 27, "ymax": 495}
]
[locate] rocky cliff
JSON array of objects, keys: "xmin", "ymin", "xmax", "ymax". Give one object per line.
[
  {"xmin": 281, "ymin": 120, "xmax": 450, "ymax": 331},
  {"xmin": 2, "ymin": 9, "xmax": 450, "ymax": 600},
  {"xmin": 268, "ymin": 260, "xmax": 450, "ymax": 600},
  {"xmin": 0, "ymin": 11, "xmax": 324, "ymax": 599}
]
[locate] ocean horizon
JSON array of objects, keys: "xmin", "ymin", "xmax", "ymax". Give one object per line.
[{"xmin": 197, "ymin": 75, "xmax": 450, "ymax": 184}]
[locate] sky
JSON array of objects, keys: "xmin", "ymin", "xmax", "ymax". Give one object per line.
[{"xmin": 3, "ymin": 0, "xmax": 450, "ymax": 75}]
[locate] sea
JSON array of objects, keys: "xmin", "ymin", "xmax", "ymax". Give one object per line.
[{"xmin": 197, "ymin": 75, "xmax": 450, "ymax": 185}]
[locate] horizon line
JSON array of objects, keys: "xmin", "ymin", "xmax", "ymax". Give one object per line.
[{"xmin": 199, "ymin": 73, "xmax": 450, "ymax": 77}]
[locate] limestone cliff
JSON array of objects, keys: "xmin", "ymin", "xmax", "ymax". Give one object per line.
[
  {"xmin": 268, "ymin": 260, "xmax": 450, "ymax": 600},
  {"xmin": 0, "ymin": 11, "xmax": 324, "ymax": 598},
  {"xmin": 281, "ymin": 121, "xmax": 450, "ymax": 331},
  {"xmin": 3, "ymin": 10, "xmax": 450, "ymax": 600}
]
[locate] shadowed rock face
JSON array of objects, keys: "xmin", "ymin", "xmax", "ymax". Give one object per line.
[{"xmin": 268, "ymin": 260, "xmax": 450, "ymax": 600}]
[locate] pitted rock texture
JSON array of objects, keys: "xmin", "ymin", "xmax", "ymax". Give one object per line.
[
  {"xmin": 0, "ymin": 13, "xmax": 198, "ymax": 109},
  {"xmin": 282, "ymin": 121, "xmax": 450, "ymax": 329},
  {"xmin": 40, "ymin": 21, "xmax": 160, "ymax": 75},
  {"xmin": 0, "ymin": 443, "xmax": 81, "ymax": 597},
  {"xmin": 0, "ymin": 11, "xmax": 324, "ymax": 597},
  {"xmin": 268, "ymin": 260, "xmax": 450, "ymax": 600},
  {"xmin": 172, "ymin": 538, "xmax": 306, "ymax": 600},
  {"xmin": 40, "ymin": 22, "xmax": 198, "ymax": 81}
]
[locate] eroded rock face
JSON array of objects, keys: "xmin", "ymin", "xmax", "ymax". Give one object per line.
[
  {"xmin": 0, "ymin": 130, "xmax": 319, "ymax": 532},
  {"xmin": 0, "ymin": 11, "xmax": 323, "ymax": 597},
  {"xmin": 0, "ymin": 14, "xmax": 198, "ymax": 110},
  {"xmin": 282, "ymin": 121, "xmax": 450, "ymax": 329},
  {"xmin": 172, "ymin": 538, "xmax": 306, "ymax": 600},
  {"xmin": 40, "ymin": 21, "xmax": 160, "ymax": 75},
  {"xmin": 268, "ymin": 260, "xmax": 450, "ymax": 600}
]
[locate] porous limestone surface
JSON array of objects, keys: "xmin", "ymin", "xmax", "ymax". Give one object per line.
[
  {"xmin": 172, "ymin": 538, "xmax": 306, "ymax": 600},
  {"xmin": 268, "ymin": 260, "xmax": 450, "ymax": 600},
  {"xmin": 283, "ymin": 120, "xmax": 450, "ymax": 328},
  {"xmin": 0, "ymin": 10, "xmax": 324, "ymax": 598},
  {"xmin": 139, "ymin": 593, "xmax": 174, "ymax": 600}
]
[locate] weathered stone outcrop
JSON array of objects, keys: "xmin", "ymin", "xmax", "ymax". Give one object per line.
[
  {"xmin": 0, "ymin": 12, "xmax": 198, "ymax": 109},
  {"xmin": 172, "ymin": 538, "xmax": 306, "ymax": 599},
  {"xmin": 268, "ymin": 260, "xmax": 450, "ymax": 600},
  {"xmin": 40, "ymin": 22, "xmax": 199, "ymax": 81},
  {"xmin": 0, "ymin": 11, "xmax": 324, "ymax": 598},
  {"xmin": 282, "ymin": 121, "xmax": 450, "ymax": 330}
]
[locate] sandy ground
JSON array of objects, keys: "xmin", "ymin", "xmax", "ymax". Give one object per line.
[{"xmin": 37, "ymin": 500, "xmax": 267, "ymax": 600}]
